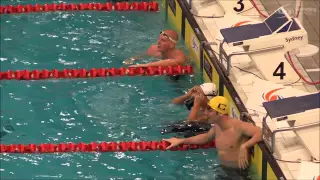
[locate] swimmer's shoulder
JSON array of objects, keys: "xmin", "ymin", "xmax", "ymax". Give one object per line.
[
  {"xmin": 172, "ymin": 49, "xmax": 187, "ymax": 63},
  {"xmin": 147, "ymin": 45, "xmax": 161, "ymax": 57},
  {"xmin": 174, "ymin": 48, "xmax": 185, "ymax": 56},
  {"xmin": 149, "ymin": 44, "xmax": 158, "ymax": 49},
  {"xmin": 147, "ymin": 44, "xmax": 158, "ymax": 53}
]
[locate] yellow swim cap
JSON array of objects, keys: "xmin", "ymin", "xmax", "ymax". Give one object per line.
[{"xmin": 207, "ymin": 96, "xmax": 229, "ymax": 115}]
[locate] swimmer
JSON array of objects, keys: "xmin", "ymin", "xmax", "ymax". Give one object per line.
[
  {"xmin": 161, "ymin": 83, "xmax": 217, "ymax": 137},
  {"xmin": 163, "ymin": 96, "xmax": 263, "ymax": 173},
  {"xmin": 124, "ymin": 29, "xmax": 186, "ymax": 67},
  {"xmin": 172, "ymin": 83, "xmax": 218, "ymax": 122}
]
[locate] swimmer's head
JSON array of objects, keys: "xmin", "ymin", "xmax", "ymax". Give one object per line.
[
  {"xmin": 157, "ymin": 30, "xmax": 178, "ymax": 52},
  {"xmin": 184, "ymin": 83, "xmax": 217, "ymax": 110},
  {"xmin": 206, "ymin": 96, "xmax": 229, "ymax": 115},
  {"xmin": 199, "ymin": 83, "xmax": 217, "ymax": 100}
]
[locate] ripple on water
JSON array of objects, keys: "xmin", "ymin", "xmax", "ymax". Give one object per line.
[{"xmin": 0, "ymin": 6, "xmax": 250, "ymax": 180}]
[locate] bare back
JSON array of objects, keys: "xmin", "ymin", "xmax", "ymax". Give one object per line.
[{"xmin": 214, "ymin": 121, "xmax": 249, "ymax": 168}]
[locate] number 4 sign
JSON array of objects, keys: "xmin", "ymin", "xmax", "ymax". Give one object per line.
[
  {"xmin": 273, "ymin": 62, "xmax": 286, "ymax": 80},
  {"xmin": 251, "ymin": 53, "xmax": 300, "ymax": 84}
]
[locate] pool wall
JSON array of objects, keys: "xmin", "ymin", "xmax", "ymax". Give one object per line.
[{"xmin": 164, "ymin": 0, "xmax": 286, "ymax": 179}]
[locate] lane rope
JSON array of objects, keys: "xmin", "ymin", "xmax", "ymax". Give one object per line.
[
  {"xmin": 0, "ymin": 1, "xmax": 159, "ymax": 14},
  {"xmin": 0, "ymin": 1, "xmax": 202, "ymax": 156},
  {"xmin": 0, "ymin": 140, "xmax": 216, "ymax": 153},
  {"xmin": 0, "ymin": 66, "xmax": 193, "ymax": 80}
]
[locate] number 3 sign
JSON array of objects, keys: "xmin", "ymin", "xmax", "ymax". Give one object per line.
[
  {"xmin": 218, "ymin": 0, "xmax": 253, "ymax": 14},
  {"xmin": 234, "ymin": 0, "xmax": 245, "ymax": 12}
]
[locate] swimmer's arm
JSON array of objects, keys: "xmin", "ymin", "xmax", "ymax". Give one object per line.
[
  {"xmin": 146, "ymin": 45, "xmax": 159, "ymax": 57},
  {"xmin": 171, "ymin": 94, "xmax": 190, "ymax": 104},
  {"xmin": 182, "ymin": 127, "xmax": 215, "ymax": 145},
  {"xmin": 130, "ymin": 54, "xmax": 185, "ymax": 67},
  {"xmin": 189, "ymin": 114, "xmax": 209, "ymax": 123},
  {"xmin": 124, "ymin": 45, "xmax": 157, "ymax": 63},
  {"xmin": 187, "ymin": 103, "xmax": 201, "ymax": 121},
  {"xmin": 125, "ymin": 54, "xmax": 148, "ymax": 63},
  {"xmin": 135, "ymin": 58, "xmax": 183, "ymax": 67},
  {"xmin": 238, "ymin": 122, "xmax": 263, "ymax": 148},
  {"xmin": 131, "ymin": 45, "xmax": 158, "ymax": 60}
]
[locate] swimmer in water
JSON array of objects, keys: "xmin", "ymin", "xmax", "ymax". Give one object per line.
[
  {"xmin": 163, "ymin": 96, "xmax": 263, "ymax": 177},
  {"xmin": 123, "ymin": 29, "xmax": 186, "ymax": 67},
  {"xmin": 172, "ymin": 83, "xmax": 218, "ymax": 122},
  {"xmin": 161, "ymin": 83, "xmax": 218, "ymax": 137}
]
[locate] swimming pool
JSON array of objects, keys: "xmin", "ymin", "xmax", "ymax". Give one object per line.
[{"xmin": 0, "ymin": 1, "xmax": 258, "ymax": 179}]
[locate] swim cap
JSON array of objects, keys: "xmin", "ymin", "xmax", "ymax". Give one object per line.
[
  {"xmin": 200, "ymin": 83, "xmax": 217, "ymax": 100},
  {"xmin": 207, "ymin": 96, "xmax": 229, "ymax": 115}
]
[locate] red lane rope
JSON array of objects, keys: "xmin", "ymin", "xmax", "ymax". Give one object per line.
[
  {"xmin": 0, "ymin": 140, "xmax": 216, "ymax": 153},
  {"xmin": 0, "ymin": 2, "xmax": 159, "ymax": 14},
  {"xmin": 0, "ymin": 66, "xmax": 193, "ymax": 81}
]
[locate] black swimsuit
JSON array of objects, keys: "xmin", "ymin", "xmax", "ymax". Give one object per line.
[{"xmin": 161, "ymin": 121, "xmax": 212, "ymax": 138}]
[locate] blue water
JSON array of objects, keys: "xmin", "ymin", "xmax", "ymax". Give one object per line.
[{"xmin": 0, "ymin": 1, "xmax": 258, "ymax": 179}]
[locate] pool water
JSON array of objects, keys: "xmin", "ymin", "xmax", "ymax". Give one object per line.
[{"xmin": 1, "ymin": 1, "xmax": 259, "ymax": 179}]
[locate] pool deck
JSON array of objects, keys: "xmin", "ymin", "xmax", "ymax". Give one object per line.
[{"xmin": 190, "ymin": 0, "xmax": 319, "ymax": 179}]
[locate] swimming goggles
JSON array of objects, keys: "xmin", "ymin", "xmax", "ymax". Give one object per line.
[{"xmin": 160, "ymin": 31, "xmax": 177, "ymax": 43}]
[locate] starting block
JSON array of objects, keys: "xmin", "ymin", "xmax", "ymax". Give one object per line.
[
  {"xmin": 220, "ymin": 7, "xmax": 308, "ymax": 51},
  {"xmin": 219, "ymin": 7, "xmax": 316, "ymax": 84},
  {"xmin": 220, "ymin": 7, "xmax": 308, "ymax": 52},
  {"xmin": 263, "ymin": 92, "xmax": 320, "ymax": 160}
]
